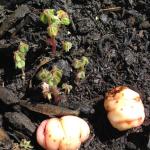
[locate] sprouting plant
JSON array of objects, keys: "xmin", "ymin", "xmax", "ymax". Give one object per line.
[
  {"xmin": 41, "ymin": 82, "xmax": 52, "ymax": 100},
  {"xmin": 57, "ymin": 10, "xmax": 71, "ymax": 25},
  {"xmin": 62, "ymin": 41, "xmax": 72, "ymax": 52},
  {"xmin": 73, "ymin": 56, "xmax": 89, "ymax": 70},
  {"xmin": 38, "ymin": 66, "xmax": 62, "ymax": 87},
  {"xmin": 19, "ymin": 139, "xmax": 33, "ymax": 150},
  {"xmin": 62, "ymin": 83, "xmax": 73, "ymax": 94},
  {"xmin": 40, "ymin": 9, "xmax": 55, "ymax": 24},
  {"xmin": 47, "ymin": 24, "xmax": 59, "ymax": 38},
  {"xmin": 73, "ymin": 56, "xmax": 89, "ymax": 81},
  {"xmin": 50, "ymin": 65, "xmax": 62, "ymax": 86},
  {"xmin": 40, "ymin": 9, "xmax": 60, "ymax": 25},
  {"xmin": 37, "ymin": 66, "xmax": 63, "ymax": 103},
  {"xmin": 76, "ymin": 71, "xmax": 86, "ymax": 81},
  {"xmin": 14, "ymin": 42, "xmax": 29, "ymax": 79},
  {"xmin": 37, "ymin": 68, "xmax": 51, "ymax": 83},
  {"xmin": 40, "ymin": 9, "xmax": 71, "ymax": 55}
]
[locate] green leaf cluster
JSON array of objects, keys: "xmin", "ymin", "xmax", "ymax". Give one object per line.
[
  {"xmin": 73, "ymin": 56, "xmax": 89, "ymax": 70},
  {"xmin": 40, "ymin": 9, "xmax": 71, "ymax": 38},
  {"xmin": 19, "ymin": 139, "xmax": 33, "ymax": 150},
  {"xmin": 14, "ymin": 42, "xmax": 29, "ymax": 69},
  {"xmin": 73, "ymin": 56, "xmax": 89, "ymax": 80},
  {"xmin": 37, "ymin": 66, "xmax": 62, "ymax": 88},
  {"xmin": 62, "ymin": 41, "xmax": 72, "ymax": 52},
  {"xmin": 62, "ymin": 83, "xmax": 72, "ymax": 94},
  {"xmin": 40, "ymin": 9, "xmax": 70, "ymax": 26}
]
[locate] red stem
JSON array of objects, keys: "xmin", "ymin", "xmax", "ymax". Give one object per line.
[
  {"xmin": 50, "ymin": 87, "xmax": 62, "ymax": 104},
  {"xmin": 48, "ymin": 37, "xmax": 56, "ymax": 55}
]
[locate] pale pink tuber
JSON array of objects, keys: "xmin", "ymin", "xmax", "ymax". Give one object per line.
[
  {"xmin": 104, "ymin": 86, "xmax": 145, "ymax": 131},
  {"xmin": 36, "ymin": 116, "xmax": 90, "ymax": 150}
]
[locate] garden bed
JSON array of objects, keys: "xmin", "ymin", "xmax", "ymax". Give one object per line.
[{"xmin": 0, "ymin": 0, "xmax": 150, "ymax": 149}]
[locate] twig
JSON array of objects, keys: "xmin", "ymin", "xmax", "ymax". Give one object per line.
[
  {"xmin": 20, "ymin": 100, "xmax": 80, "ymax": 117},
  {"xmin": 100, "ymin": 7, "xmax": 121, "ymax": 12}
]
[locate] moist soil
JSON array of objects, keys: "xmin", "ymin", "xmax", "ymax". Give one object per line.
[{"xmin": 0, "ymin": 0, "xmax": 150, "ymax": 150}]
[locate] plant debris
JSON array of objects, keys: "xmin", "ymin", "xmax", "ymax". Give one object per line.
[
  {"xmin": 20, "ymin": 100, "xmax": 80, "ymax": 117},
  {"xmin": 0, "ymin": 5, "xmax": 30, "ymax": 38}
]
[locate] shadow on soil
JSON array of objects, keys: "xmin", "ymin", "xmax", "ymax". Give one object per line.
[
  {"xmin": 0, "ymin": 48, "xmax": 16, "ymax": 82},
  {"xmin": 89, "ymin": 100, "xmax": 126, "ymax": 141},
  {"xmin": 127, "ymin": 132, "xmax": 148, "ymax": 150}
]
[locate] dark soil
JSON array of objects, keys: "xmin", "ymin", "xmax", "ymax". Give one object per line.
[{"xmin": 0, "ymin": 0, "xmax": 150, "ymax": 150}]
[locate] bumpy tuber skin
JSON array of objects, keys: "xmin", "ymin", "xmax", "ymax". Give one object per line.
[
  {"xmin": 104, "ymin": 86, "xmax": 145, "ymax": 131},
  {"xmin": 36, "ymin": 116, "xmax": 90, "ymax": 150}
]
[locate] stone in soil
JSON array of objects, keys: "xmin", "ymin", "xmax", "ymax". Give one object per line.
[
  {"xmin": 55, "ymin": 59, "xmax": 72, "ymax": 78},
  {"xmin": 0, "ymin": 86, "xmax": 19, "ymax": 105},
  {"xmin": 4, "ymin": 112, "xmax": 36, "ymax": 137}
]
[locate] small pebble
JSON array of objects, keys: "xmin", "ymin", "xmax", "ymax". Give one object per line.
[
  {"xmin": 55, "ymin": 59, "xmax": 72, "ymax": 78},
  {"xmin": 126, "ymin": 141, "xmax": 137, "ymax": 150},
  {"xmin": 100, "ymin": 14, "xmax": 108, "ymax": 23},
  {"xmin": 95, "ymin": 16, "xmax": 99, "ymax": 21}
]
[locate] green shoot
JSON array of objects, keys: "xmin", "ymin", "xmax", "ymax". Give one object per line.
[
  {"xmin": 47, "ymin": 24, "xmax": 59, "ymax": 38},
  {"xmin": 57, "ymin": 10, "xmax": 70, "ymax": 25},
  {"xmin": 37, "ymin": 66, "xmax": 63, "ymax": 103},
  {"xmin": 62, "ymin": 41, "xmax": 72, "ymax": 52},
  {"xmin": 62, "ymin": 83, "xmax": 73, "ymax": 94},
  {"xmin": 50, "ymin": 65, "xmax": 63, "ymax": 87},
  {"xmin": 40, "ymin": 9, "xmax": 71, "ymax": 55},
  {"xmin": 37, "ymin": 68, "xmax": 50, "ymax": 83},
  {"xmin": 14, "ymin": 42, "xmax": 29, "ymax": 79},
  {"xmin": 73, "ymin": 56, "xmax": 89, "ymax": 81},
  {"xmin": 40, "ymin": 9, "xmax": 55, "ymax": 24},
  {"xmin": 76, "ymin": 71, "xmax": 86, "ymax": 80},
  {"xmin": 14, "ymin": 51, "xmax": 26, "ymax": 69},
  {"xmin": 37, "ymin": 66, "xmax": 62, "ymax": 87},
  {"xmin": 19, "ymin": 139, "xmax": 33, "ymax": 150}
]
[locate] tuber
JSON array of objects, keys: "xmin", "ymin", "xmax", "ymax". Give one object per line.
[
  {"xmin": 36, "ymin": 116, "xmax": 90, "ymax": 150},
  {"xmin": 104, "ymin": 86, "xmax": 145, "ymax": 131}
]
